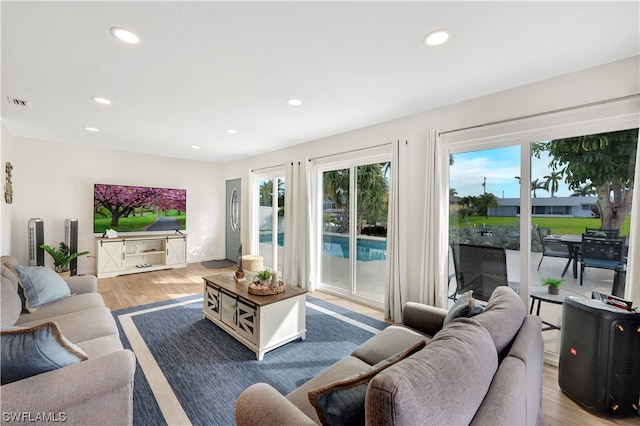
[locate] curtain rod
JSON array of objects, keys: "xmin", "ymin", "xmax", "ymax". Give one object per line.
[
  {"xmin": 439, "ymin": 93, "xmax": 640, "ymax": 136},
  {"xmin": 251, "ymin": 163, "xmax": 286, "ymax": 173},
  {"xmin": 308, "ymin": 141, "xmax": 393, "ymax": 162}
]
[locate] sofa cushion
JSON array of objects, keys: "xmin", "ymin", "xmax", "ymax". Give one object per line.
[
  {"xmin": 351, "ymin": 324, "xmax": 430, "ymax": 366},
  {"xmin": 76, "ymin": 334, "xmax": 124, "ymax": 358},
  {"xmin": 366, "ymin": 320, "xmax": 498, "ymax": 426},
  {"xmin": 1, "ymin": 321, "xmax": 88, "ymax": 385},
  {"xmin": 308, "ymin": 340, "xmax": 426, "ymax": 426},
  {"xmin": 8, "ymin": 264, "xmax": 70, "ymax": 313},
  {"xmin": 470, "ymin": 286, "xmax": 526, "ymax": 354},
  {"xmin": 16, "ymin": 307, "xmax": 119, "ymax": 344},
  {"xmin": 1, "ymin": 264, "xmax": 22, "ymax": 327},
  {"xmin": 14, "ymin": 293, "xmax": 106, "ymax": 325},
  {"xmin": 443, "ymin": 290, "xmax": 484, "ymax": 327},
  {"xmin": 287, "ymin": 356, "xmax": 371, "ymax": 424}
]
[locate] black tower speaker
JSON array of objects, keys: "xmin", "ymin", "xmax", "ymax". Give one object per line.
[
  {"xmin": 28, "ymin": 218, "xmax": 44, "ymax": 266},
  {"xmin": 559, "ymin": 296, "xmax": 640, "ymax": 415},
  {"xmin": 65, "ymin": 218, "xmax": 79, "ymax": 276}
]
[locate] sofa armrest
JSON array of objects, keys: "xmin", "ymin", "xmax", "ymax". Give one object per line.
[
  {"xmin": 64, "ymin": 274, "xmax": 98, "ymax": 294},
  {"xmin": 1, "ymin": 350, "xmax": 135, "ymax": 417},
  {"xmin": 402, "ymin": 302, "xmax": 448, "ymax": 336},
  {"xmin": 235, "ymin": 383, "xmax": 316, "ymax": 426}
]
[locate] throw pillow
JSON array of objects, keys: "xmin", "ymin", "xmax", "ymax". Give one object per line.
[
  {"xmin": 1, "ymin": 321, "xmax": 88, "ymax": 385},
  {"xmin": 443, "ymin": 290, "xmax": 484, "ymax": 327},
  {"xmin": 308, "ymin": 339, "xmax": 427, "ymax": 426},
  {"xmin": 8, "ymin": 264, "xmax": 70, "ymax": 312}
]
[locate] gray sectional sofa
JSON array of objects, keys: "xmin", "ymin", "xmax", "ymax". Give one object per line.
[
  {"xmin": 236, "ymin": 286, "xmax": 544, "ymax": 425},
  {"xmin": 1, "ymin": 256, "xmax": 135, "ymax": 425}
]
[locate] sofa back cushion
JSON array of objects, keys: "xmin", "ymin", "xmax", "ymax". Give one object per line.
[
  {"xmin": 7, "ymin": 264, "xmax": 71, "ymax": 313},
  {"xmin": 470, "ymin": 286, "xmax": 526, "ymax": 354},
  {"xmin": 1, "ymin": 264, "xmax": 22, "ymax": 327},
  {"xmin": 366, "ymin": 320, "xmax": 498, "ymax": 426}
]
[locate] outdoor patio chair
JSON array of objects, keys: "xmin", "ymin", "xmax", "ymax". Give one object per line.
[
  {"xmin": 584, "ymin": 227, "xmax": 619, "ymax": 238},
  {"xmin": 536, "ymin": 226, "xmax": 571, "ymax": 276},
  {"xmin": 448, "ymin": 243, "xmax": 520, "ymax": 302},
  {"xmin": 579, "ymin": 235, "xmax": 626, "ymax": 287}
]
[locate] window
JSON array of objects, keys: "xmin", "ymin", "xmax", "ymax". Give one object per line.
[
  {"xmin": 445, "ymin": 105, "xmax": 637, "ymax": 363},
  {"xmin": 313, "ymin": 147, "xmax": 391, "ymax": 307},
  {"xmin": 253, "ymin": 169, "xmax": 285, "ymax": 272}
]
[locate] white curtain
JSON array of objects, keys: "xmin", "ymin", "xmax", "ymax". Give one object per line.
[
  {"xmin": 419, "ymin": 130, "xmax": 448, "ymax": 308},
  {"xmin": 283, "ymin": 161, "xmax": 309, "ymax": 288},
  {"xmin": 304, "ymin": 159, "xmax": 318, "ymax": 291},
  {"xmin": 245, "ymin": 169, "xmax": 257, "ymax": 257},
  {"xmin": 385, "ymin": 140, "xmax": 407, "ymax": 321},
  {"xmin": 626, "ymin": 129, "xmax": 640, "ymax": 305}
]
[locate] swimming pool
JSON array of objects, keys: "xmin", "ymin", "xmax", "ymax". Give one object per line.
[{"xmin": 259, "ymin": 232, "xmax": 386, "ymax": 262}]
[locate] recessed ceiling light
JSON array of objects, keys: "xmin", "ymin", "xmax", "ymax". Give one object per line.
[
  {"xmin": 110, "ymin": 27, "xmax": 141, "ymax": 44},
  {"xmin": 288, "ymin": 98, "xmax": 302, "ymax": 106},
  {"xmin": 192, "ymin": 145, "xmax": 200, "ymax": 150},
  {"xmin": 226, "ymin": 129, "xmax": 238, "ymax": 134},
  {"xmin": 86, "ymin": 127, "xmax": 99, "ymax": 132},
  {"xmin": 92, "ymin": 97, "xmax": 111, "ymax": 105},
  {"xmin": 424, "ymin": 29, "xmax": 451, "ymax": 46}
]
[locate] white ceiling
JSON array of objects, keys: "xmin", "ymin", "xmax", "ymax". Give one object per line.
[{"xmin": 2, "ymin": 1, "xmax": 639, "ymax": 163}]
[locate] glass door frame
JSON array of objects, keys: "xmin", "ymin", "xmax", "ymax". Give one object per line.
[
  {"xmin": 442, "ymin": 106, "xmax": 639, "ymax": 364},
  {"xmin": 252, "ymin": 167, "xmax": 285, "ymax": 272},
  {"xmin": 312, "ymin": 145, "xmax": 391, "ymax": 308}
]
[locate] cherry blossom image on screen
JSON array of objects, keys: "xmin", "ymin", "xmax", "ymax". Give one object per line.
[{"xmin": 93, "ymin": 184, "xmax": 186, "ymax": 234}]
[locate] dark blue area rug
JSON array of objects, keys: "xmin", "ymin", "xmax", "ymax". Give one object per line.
[{"xmin": 112, "ymin": 295, "xmax": 388, "ymax": 426}]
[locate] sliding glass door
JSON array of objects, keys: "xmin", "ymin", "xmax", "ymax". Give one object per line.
[
  {"xmin": 448, "ymin": 144, "xmax": 523, "ymax": 302},
  {"xmin": 255, "ymin": 171, "xmax": 285, "ymax": 272},
  {"xmin": 317, "ymin": 152, "xmax": 390, "ymax": 306},
  {"xmin": 447, "ymin": 125, "xmax": 637, "ymax": 362}
]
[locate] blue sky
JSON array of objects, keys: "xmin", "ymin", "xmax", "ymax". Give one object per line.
[{"xmin": 449, "ymin": 145, "xmax": 574, "ymax": 199}]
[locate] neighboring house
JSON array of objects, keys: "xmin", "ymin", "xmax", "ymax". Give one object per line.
[
  {"xmin": 449, "ymin": 195, "xmax": 462, "ymax": 215},
  {"xmin": 488, "ymin": 196, "xmax": 597, "ymax": 218}
]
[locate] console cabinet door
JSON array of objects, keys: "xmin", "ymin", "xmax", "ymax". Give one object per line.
[
  {"xmin": 165, "ymin": 237, "xmax": 186, "ymax": 266},
  {"xmin": 204, "ymin": 283, "xmax": 221, "ymax": 320},
  {"xmin": 236, "ymin": 299, "xmax": 258, "ymax": 344},
  {"xmin": 220, "ymin": 290, "xmax": 237, "ymax": 329},
  {"xmin": 97, "ymin": 240, "xmax": 124, "ymax": 275}
]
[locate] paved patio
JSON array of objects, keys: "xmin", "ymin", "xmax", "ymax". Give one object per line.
[{"xmin": 448, "ymin": 249, "xmax": 624, "ymax": 356}]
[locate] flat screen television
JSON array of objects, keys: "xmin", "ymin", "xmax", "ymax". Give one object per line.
[{"xmin": 93, "ymin": 184, "xmax": 186, "ymax": 234}]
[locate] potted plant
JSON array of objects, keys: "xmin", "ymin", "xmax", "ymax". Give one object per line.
[
  {"xmin": 541, "ymin": 277, "xmax": 564, "ymax": 295},
  {"xmin": 40, "ymin": 242, "xmax": 90, "ymax": 278},
  {"xmin": 255, "ymin": 269, "xmax": 272, "ymax": 286}
]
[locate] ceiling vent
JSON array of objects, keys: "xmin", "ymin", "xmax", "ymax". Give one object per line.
[{"xmin": 7, "ymin": 97, "xmax": 31, "ymax": 108}]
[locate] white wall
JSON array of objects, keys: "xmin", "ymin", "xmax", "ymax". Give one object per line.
[
  {"xmin": 0, "ymin": 133, "xmax": 224, "ymax": 274},
  {"xmin": 2, "ymin": 57, "xmax": 638, "ymax": 292},
  {"xmin": 223, "ymin": 56, "xmax": 640, "ymax": 302}
]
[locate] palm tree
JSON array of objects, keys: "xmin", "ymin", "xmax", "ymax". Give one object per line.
[
  {"xmin": 476, "ymin": 192, "xmax": 499, "ymax": 218},
  {"xmin": 543, "ymin": 169, "xmax": 564, "ymax": 198},
  {"xmin": 449, "ymin": 188, "xmax": 458, "ymax": 197},
  {"xmin": 531, "ymin": 179, "xmax": 545, "ymax": 198},
  {"xmin": 570, "ymin": 183, "xmax": 596, "ymax": 197}
]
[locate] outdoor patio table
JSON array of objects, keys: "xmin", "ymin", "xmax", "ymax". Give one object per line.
[
  {"xmin": 560, "ymin": 235, "xmax": 582, "ymax": 278},
  {"xmin": 529, "ymin": 286, "xmax": 585, "ymax": 331}
]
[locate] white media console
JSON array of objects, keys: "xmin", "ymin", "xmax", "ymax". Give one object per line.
[{"xmin": 95, "ymin": 234, "xmax": 187, "ymax": 278}]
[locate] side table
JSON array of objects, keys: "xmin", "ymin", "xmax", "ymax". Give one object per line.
[{"xmin": 529, "ymin": 287, "xmax": 585, "ymax": 331}]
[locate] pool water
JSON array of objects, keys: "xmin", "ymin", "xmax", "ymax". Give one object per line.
[{"xmin": 259, "ymin": 233, "xmax": 386, "ymax": 262}]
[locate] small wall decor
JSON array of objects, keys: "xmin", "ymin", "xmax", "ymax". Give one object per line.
[{"xmin": 4, "ymin": 162, "xmax": 13, "ymax": 204}]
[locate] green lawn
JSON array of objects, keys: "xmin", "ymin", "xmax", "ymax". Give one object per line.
[
  {"xmin": 450, "ymin": 215, "xmax": 631, "ymax": 236},
  {"xmin": 94, "ymin": 211, "xmax": 186, "ymax": 233}
]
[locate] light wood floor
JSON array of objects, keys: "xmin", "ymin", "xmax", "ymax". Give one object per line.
[{"xmin": 99, "ymin": 263, "xmax": 639, "ymax": 425}]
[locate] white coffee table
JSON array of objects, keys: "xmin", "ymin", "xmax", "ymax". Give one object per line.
[{"xmin": 203, "ymin": 273, "xmax": 307, "ymax": 360}]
